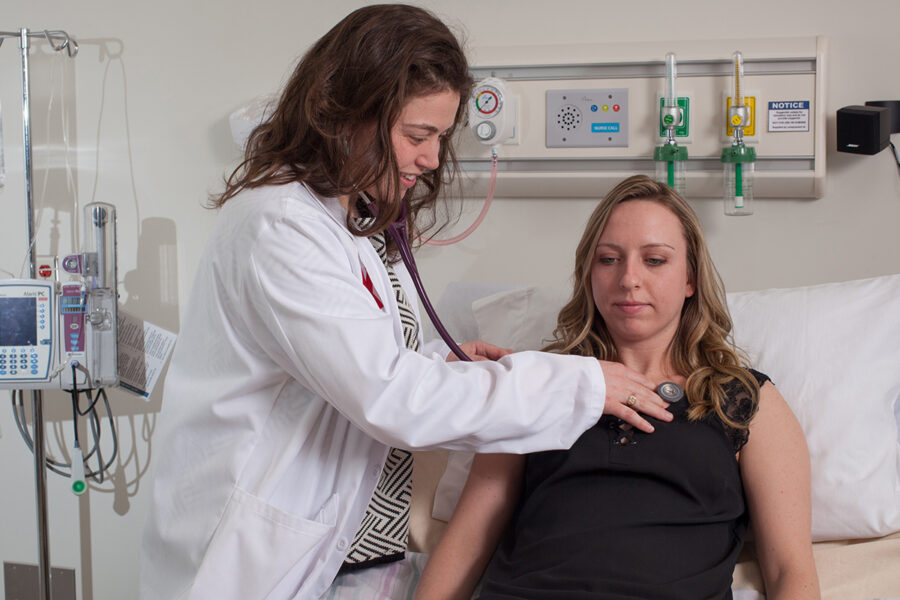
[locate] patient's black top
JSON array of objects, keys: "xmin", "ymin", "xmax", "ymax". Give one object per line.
[{"xmin": 478, "ymin": 370, "xmax": 769, "ymax": 600}]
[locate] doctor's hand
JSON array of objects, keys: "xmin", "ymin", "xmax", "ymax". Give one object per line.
[
  {"xmin": 447, "ymin": 340, "xmax": 514, "ymax": 362},
  {"xmin": 598, "ymin": 360, "xmax": 673, "ymax": 433}
]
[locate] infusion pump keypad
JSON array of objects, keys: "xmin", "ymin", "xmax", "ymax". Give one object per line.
[
  {"xmin": 0, "ymin": 349, "xmax": 43, "ymax": 376},
  {"xmin": 0, "ymin": 282, "xmax": 53, "ymax": 384}
]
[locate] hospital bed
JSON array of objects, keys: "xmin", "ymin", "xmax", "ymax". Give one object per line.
[{"xmin": 328, "ymin": 273, "xmax": 900, "ymax": 599}]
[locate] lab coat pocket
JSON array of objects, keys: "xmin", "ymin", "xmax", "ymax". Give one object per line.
[{"xmin": 190, "ymin": 487, "xmax": 337, "ymax": 600}]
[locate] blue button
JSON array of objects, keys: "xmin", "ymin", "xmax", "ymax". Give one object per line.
[
  {"xmin": 590, "ymin": 104, "xmax": 598, "ymax": 112},
  {"xmin": 31, "ymin": 370, "xmax": 38, "ymax": 374},
  {"xmin": 31, "ymin": 353, "xmax": 37, "ymax": 358},
  {"xmin": 10, "ymin": 369, "xmax": 18, "ymax": 374},
  {"xmin": 0, "ymin": 371, "xmax": 6, "ymax": 375}
]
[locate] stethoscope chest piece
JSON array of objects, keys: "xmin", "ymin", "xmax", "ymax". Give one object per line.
[{"xmin": 657, "ymin": 381, "xmax": 684, "ymax": 404}]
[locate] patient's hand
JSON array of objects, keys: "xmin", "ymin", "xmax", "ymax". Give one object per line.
[
  {"xmin": 598, "ymin": 360, "xmax": 673, "ymax": 432},
  {"xmin": 447, "ymin": 340, "xmax": 514, "ymax": 362}
]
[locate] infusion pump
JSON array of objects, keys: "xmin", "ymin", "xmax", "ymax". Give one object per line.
[{"xmin": 0, "ymin": 202, "xmax": 118, "ymax": 390}]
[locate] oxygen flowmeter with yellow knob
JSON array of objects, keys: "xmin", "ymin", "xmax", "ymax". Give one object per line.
[{"xmin": 721, "ymin": 51, "xmax": 756, "ymax": 216}]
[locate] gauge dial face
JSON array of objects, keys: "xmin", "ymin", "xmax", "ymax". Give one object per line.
[{"xmin": 472, "ymin": 84, "xmax": 503, "ymax": 117}]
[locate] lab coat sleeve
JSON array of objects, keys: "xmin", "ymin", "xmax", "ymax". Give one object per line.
[
  {"xmin": 422, "ymin": 336, "xmax": 450, "ymax": 360},
  {"xmin": 240, "ymin": 209, "xmax": 606, "ymax": 454}
]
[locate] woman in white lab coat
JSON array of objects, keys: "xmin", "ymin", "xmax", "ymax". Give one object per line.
[{"xmin": 139, "ymin": 5, "xmax": 671, "ymax": 599}]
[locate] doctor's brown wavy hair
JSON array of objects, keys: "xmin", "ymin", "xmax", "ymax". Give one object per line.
[
  {"xmin": 211, "ymin": 4, "xmax": 472, "ymax": 256},
  {"xmin": 544, "ymin": 175, "xmax": 760, "ymax": 429}
]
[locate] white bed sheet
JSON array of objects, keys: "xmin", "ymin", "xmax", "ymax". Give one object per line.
[{"xmin": 323, "ymin": 551, "xmax": 768, "ymax": 599}]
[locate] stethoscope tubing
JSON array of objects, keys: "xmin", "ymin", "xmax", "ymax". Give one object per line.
[{"xmin": 386, "ymin": 215, "xmax": 472, "ymax": 361}]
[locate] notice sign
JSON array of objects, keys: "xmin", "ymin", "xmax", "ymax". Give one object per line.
[{"xmin": 768, "ymin": 100, "xmax": 810, "ymax": 132}]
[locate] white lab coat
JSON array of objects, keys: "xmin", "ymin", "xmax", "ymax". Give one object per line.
[{"xmin": 139, "ymin": 182, "xmax": 606, "ymax": 599}]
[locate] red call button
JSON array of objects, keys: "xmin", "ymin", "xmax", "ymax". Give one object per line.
[
  {"xmin": 613, "ymin": 105, "xmax": 621, "ymax": 112},
  {"xmin": 38, "ymin": 264, "xmax": 53, "ymax": 278}
]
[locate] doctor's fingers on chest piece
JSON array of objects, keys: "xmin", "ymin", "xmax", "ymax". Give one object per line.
[
  {"xmin": 598, "ymin": 361, "xmax": 672, "ymax": 430},
  {"xmin": 448, "ymin": 340, "xmax": 514, "ymax": 362}
]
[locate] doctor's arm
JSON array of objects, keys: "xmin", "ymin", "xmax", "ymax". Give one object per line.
[
  {"xmin": 739, "ymin": 382, "xmax": 821, "ymax": 600},
  {"xmin": 249, "ymin": 216, "xmax": 668, "ymax": 453},
  {"xmin": 415, "ymin": 453, "xmax": 524, "ymax": 600},
  {"xmin": 449, "ymin": 340, "xmax": 672, "ymax": 434}
]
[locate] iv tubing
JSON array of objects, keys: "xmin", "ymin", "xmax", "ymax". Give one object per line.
[
  {"xmin": 2, "ymin": 29, "xmax": 79, "ymax": 600},
  {"xmin": 424, "ymin": 148, "xmax": 498, "ymax": 246}
]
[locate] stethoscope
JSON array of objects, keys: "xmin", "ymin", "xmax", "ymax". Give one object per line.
[{"xmin": 382, "ymin": 199, "xmax": 472, "ymax": 361}]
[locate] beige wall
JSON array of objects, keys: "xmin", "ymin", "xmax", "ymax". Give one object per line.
[{"xmin": 0, "ymin": 1, "xmax": 898, "ymax": 598}]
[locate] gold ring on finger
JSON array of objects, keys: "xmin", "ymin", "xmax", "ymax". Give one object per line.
[{"xmin": 626, "ymin": 393, "xmax": 637, "ymax": 407}]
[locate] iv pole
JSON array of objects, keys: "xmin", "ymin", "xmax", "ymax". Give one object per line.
[{"xmin": 0, "ymin": 27, "xmax": 78, "ymax": 600}]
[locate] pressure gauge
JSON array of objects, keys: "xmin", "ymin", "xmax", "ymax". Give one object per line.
[
  {"xmin": 468, "ymin": 77, "xmax": 516, "ymax": 146},
  {"xmin": 472, "ymin": 83, "xmax": 503, "ymax": 118}
]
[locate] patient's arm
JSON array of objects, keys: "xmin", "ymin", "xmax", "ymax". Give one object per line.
[
  {"xmin": 414, "ymin": 453, "xmax": 524, "ymax": 600},
  {"xmin": 740, "ymin": 381, "xmax": 821, "ymax": 600}
]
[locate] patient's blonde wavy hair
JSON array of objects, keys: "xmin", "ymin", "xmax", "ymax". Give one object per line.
[{"xmin": 544, "ymin": 175, "xmax": 759, "ymax": 428}]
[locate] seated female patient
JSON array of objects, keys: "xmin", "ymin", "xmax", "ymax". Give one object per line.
[{"xmin": 415, "ymin": 175, "xmax": 820, "ymax": 600}]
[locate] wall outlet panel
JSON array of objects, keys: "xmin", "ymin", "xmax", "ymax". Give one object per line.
[
  {"xmin": 725, "ymin": 93, "xmax": 758, "ymax": 139},
  {"xmin": 546, "ymin": 89, "xmax": 629, "ymax": 148},
  {"xmin": 457, "ymin": 36, "xmax": 826, "ymax": 198},
  {"xmin": 657, "ymin": 96, "xmax": 691, "ymax": 140}
]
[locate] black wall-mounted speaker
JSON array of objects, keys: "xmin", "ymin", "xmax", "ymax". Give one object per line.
[
  {"xmin": 865, "ymin": 100, "xmax": 900, "ymax": 134},
  {"xmin": 836, "ymin": 105, "xmax": 890, "ymax": 155}
]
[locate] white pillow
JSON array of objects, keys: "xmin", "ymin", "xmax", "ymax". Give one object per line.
[
  {"xmin": 728, "ymin": 275, "xmax": 900, "ymax": 541},
  {"xmin": 440, "ymin": 276, "xmax": 900, "ymax": 542},
  {"xmin": 473, "ymin": 285, "xmax": 570, "ymax": 351}
]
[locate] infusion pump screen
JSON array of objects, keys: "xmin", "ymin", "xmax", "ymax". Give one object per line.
[
  {"xmin": 0, "ymin": 297, "xmax": 39, "ymax": 347},
  {"xmin": 0, "ymin": 281, "xmax": 53, "ymax": 385}
]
